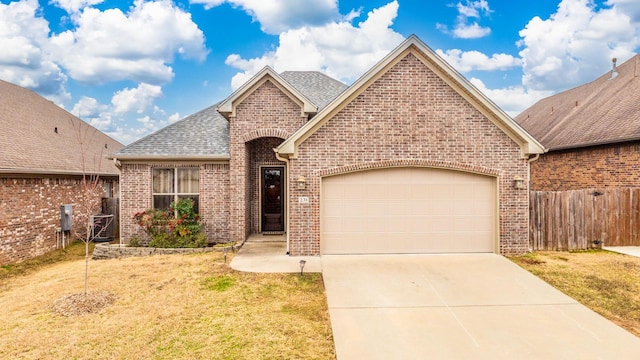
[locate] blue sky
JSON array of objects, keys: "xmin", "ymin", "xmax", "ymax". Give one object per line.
[{"xmin": 1, "ymin": 0, "xmax": 639, "ymax": 145}]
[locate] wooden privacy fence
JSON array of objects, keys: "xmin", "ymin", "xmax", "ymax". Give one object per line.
[
  {"xmin": 101, "ymin": 197, "xmax": 119, "ymax": 239},
  {"xmin": 530, "ymin": 188, "xmax": 640, "ymax": 251}
]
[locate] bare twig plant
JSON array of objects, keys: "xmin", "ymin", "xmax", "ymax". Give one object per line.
[{"xmin": 68, "ymin": 116, "xmax": 113, "ymax": 296}]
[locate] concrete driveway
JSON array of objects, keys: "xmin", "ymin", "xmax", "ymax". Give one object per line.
[{"xmin": 322, "ymin": 253, "xmax": 640, "ymax": 359}]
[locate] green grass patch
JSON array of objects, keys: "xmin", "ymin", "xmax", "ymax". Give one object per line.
[
  {"xmin": 202, "ymin": 274, "xmax": 236, "ymax": 292},
  {"xmin": 0, "ymin": 241, "xmax": 94, "ymax": 282},
  {"xmin": 510, "ymin": 250, "xmax": 640, "ymax": 337}
]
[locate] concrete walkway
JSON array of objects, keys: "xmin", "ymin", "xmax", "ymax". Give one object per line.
[
  {"xmin": 229, "ymin": 234, "xmax": 321, "ymax": 273},
  {"xmin": 604, "ymin": 246, "xmax": 640, "ymax": 257},
  {"xmin": 322, "ymin": 254, "xmax": 640, "ymax": 359}
]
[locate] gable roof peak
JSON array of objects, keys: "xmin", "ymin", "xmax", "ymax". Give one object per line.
[
  {"xmin": 277, "ymin": 34, "xmax": 545, "ymax": 158},
  {"xmin": 217, "ymin": 66, "xmax": 318, "ymax": 118}
]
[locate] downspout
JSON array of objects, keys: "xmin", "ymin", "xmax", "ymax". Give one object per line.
[
  {"xmin": 526, "ymin": 153, "xmax": 542, "ymax": 252},
  {"xmin": 113, "ymin": 158, "xmax": 123, "ymax": 245},
  {"xmin": 527, "ymin": 153, "xmax": 541, "ymax": 186},
  {"xmin": 274, "ymin": 150, "xmax": 291, "ymax": 255}
]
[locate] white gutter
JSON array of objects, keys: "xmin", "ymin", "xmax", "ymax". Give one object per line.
[
  {"xmin": 0, "ymin": 168, "xmax": 119, "ymax": 177},
  {"xmin": 107, "ymin": 154, "xmax": 231, "ymax": 161}
]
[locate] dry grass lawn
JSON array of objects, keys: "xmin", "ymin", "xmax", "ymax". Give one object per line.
[
  {"xmin": 0, "ymin": 245, "xmax": 334, "ymax": 359},
  {"xmin": 510, "ymin": 250, "xmax": 640, "ymax": 338}
]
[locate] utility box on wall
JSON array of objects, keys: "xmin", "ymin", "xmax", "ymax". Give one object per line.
[{"xmin": 60, "ymin": 205, "xmax": 73, "ymax": 231}]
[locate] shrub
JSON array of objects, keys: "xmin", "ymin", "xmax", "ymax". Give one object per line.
[
  {"xmin": 128, "ymin": 236, "xmax": 143, "ymax": 247},
  {"xmin": 133, "ymin": 199, "xmax": 206, "ymax": 248}
]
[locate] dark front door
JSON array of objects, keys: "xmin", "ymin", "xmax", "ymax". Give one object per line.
[{"xmin": 261, "ymin": 167, "xmax": 284, "ymax": 232}]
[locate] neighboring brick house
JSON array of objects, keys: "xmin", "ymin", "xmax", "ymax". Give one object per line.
[
  {"xmin": 111, "ymin": 36, "xmax": 544, "ymax": 256},
  {"xmin": 0, "ymin": 80, "xmax": 123, "ymax": 265},
  {"xmin": 516, "ymin": 55, "xmax": 640, "ymax": 191}
]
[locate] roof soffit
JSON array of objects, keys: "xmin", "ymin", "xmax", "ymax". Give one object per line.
[
  {"xmin": 217, "ymin": 67, "xmax": 318, "ymax": 118},
  {"xmin": 277, "ymin": 35, "xmax": 545, "ymax": 158}
]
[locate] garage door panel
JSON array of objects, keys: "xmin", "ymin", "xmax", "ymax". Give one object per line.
[
  {"xmin": 365, "ymin": 218, "xmax": 387, "ymax": 232},
  {"xmin": 413, "ymin": 216, "xmax": 453, "ymax": 232},
  {"xmin": 341, "ymin": 217, "xmax": 367, "ymax": 232},
  {"xmin": 363, "ymin": 200, "xmax": 386, "ymax": 216},
  {"xmin": 323, "ymin": 216, "xmax": 343, "ymax": 233},
  {"xmin": 409, "ymin": 184, "xmax": 432, "ymax": 200},
  {"xmin": 368, "ymin": 184, "xmax": 394, "ymax": 199},
  {"xmin": 342, "ymin": 184, "xmax": 368, "ymax": 199},
  {"xmin": 425, "ymin": 184, "xmax": 453, "ymax": 199},
  {"xmin": 418, "ymin": 200, "xmax": 452, "ymax": 216},
  {"xmin": 386, "ymin": 217, "xmax": 412, "ymax": 232},
  {"xmin": 321, "ymin": 167, "xmax": 496, "ymax": 254},
  {"xmin": 385, "ymin": 200, "xmax": 412, "ymax": 216}
]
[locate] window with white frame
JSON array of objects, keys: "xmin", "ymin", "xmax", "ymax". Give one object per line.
[{"xmin": 152, "ymin": 168, "xmax": 199, "ymax": 212}]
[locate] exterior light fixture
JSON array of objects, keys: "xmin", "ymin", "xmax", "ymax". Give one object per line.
[
  {"xmin": 297, "ymin": 176, "xmax": 306, "ymax": 190},
  {"xmin": 299, "ymin": 259, "xmax": 306, "ymax": 275},
  {"xmin": 513, "ymin": 176, "xmax": 525, "ymax": 190}
]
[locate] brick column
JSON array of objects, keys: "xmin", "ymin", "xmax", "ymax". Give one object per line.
[{"xmin": 229, "ymin": 136, "xmax": 247, "ymax": 242}]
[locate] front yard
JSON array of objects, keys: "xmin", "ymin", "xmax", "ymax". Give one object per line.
[
  {"xmin": 0, "ymin": 244, "xmax": 334, "ymax": 359},
  {"xmin": 3, "ymin": 244, "xmax": 640, "ymax": 359},
  {"xmin": 510, "ymin": 250, "xmax": 640, "ymax": 337}
]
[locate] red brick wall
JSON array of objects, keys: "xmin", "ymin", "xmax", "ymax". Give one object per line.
[
  {"xmin": 119, "ymin": 163, "xmax": 152, "ymax": 243},
  {"xmin": 119, "ymin": 162, "xmax": 230, "ymax": 244},
  {"xmin": 229, "ymin": 79, "xmax": 307, "ymax": 242},
  {"xmin": 531, "ymin": 142, "xmax": 640, "ymax": 191},
  {"xmin": 0, "ymin": 176, "xmax": 115, "ymax": 265},
  {"xmin": 287, "ymin": 53, "xmax": 530, "ymax": 255}
]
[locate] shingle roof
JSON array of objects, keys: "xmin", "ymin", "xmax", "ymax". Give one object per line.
[
  {"xmin": 113, "ymin": 71, "xmax": 348, "ymax": 159},
  {"xmin": 0, "ymin": 79, "xmax": 123, "ymax": 175},
  {"xmin": 280, "ymin": 71, "xmax": 348, "ymax": 110},
  {"xmin": 515, "ymin": 55, "xmax": 640, "ymax": 150},
  {"xmin": 111, "ymin": 104, "xmax": 229, "ymax": 159}
]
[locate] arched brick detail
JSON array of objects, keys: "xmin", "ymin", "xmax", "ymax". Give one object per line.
[
  {"xmin": 318, "ymin": 160, "xmax": 501, "ymax": 178},
  {"xmin": 241, "ymin": 128, "xmax": 290, "ymax": 143}
]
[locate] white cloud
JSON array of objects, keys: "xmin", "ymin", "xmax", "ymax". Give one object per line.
[
  {"xmin": 191, "ymin": 0, "xmax": 341, "ymax": 34},
  {"xmin": 50, "ymin": 0, "xmax": 208, "ymax": 85},
  {"xmin": 72, "ymin": 85, "xmax": 177, "ymax": 145},
  {"xmin": 111, "ymin": 83, "xmax": 163, "ymax": 115},
  {"xmin": 436, "ymin": 49, "xmax": 521, "ymax": 72},
  {"xmin": 469, "ymin": 77, "xmax": 552, "ymax": 117},
  {"xmin": 225, "ymin": 1, "xmax": 404, "ymax": 89},
  {"xmin": 607, "ymin": 0, "xmax": 640, "ymax": 21},
  {"xmin": 518, "ymin": 0, "xmax": 640, "ymax": 92},
  {"xmin": 71, "ymin": 96, "xmax": 108, "ymax": 117},
  {"xmin": 50, "ymin": 0, "xmax": 104, "ymax": 13},
  {"xmin": 452, "ymin": 22, "xmax": 491, "ymax": 39},
  {"xmin": 437, "ymin": 0, "xmax": 492, "ymax": 39},
  {"xmin": 0, "ymin": 0, "xmax": 68, "ymax": 100},
  {"xmin": 457, "ymin": 0, "xmax": 490, "ymax": 18}
]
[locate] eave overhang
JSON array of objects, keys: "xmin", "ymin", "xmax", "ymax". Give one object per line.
[{"xmin": 107, "ymin": 154, "xmax": 230, "ymax": 162}]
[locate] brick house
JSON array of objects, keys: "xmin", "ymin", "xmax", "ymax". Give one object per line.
[
  {"xmin": 516, "ymin": 55, "xmax": 640, "ymax": 191},
  {"xmin": 515, "ymin": 55, "xmax": 640, "ymax": 250},
  {"xmin": 0, "ymin": 80, "xmax": 123, "ymax": 265},
  {"xmin": 111, "ymin": 35, "xmax": 544, "ymax": 256}
]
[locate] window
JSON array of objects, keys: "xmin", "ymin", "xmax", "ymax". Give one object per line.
[{"xmin": 152, "ymin": 168, "xmax": 199, "ymax": 212}]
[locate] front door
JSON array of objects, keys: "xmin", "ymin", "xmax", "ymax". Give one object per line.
[{"xmin": 261, "ymin": 167, "xmax": 284, "ymax": 232}]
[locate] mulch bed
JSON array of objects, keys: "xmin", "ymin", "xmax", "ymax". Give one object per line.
[{"xmin": 53, "ymin": 292, "xmax": 116, "ymax": 317}]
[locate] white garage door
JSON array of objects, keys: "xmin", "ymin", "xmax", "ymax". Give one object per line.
[{"xmin": 321, "ymin": 167, "xmax": 496, "ymax": 254}]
